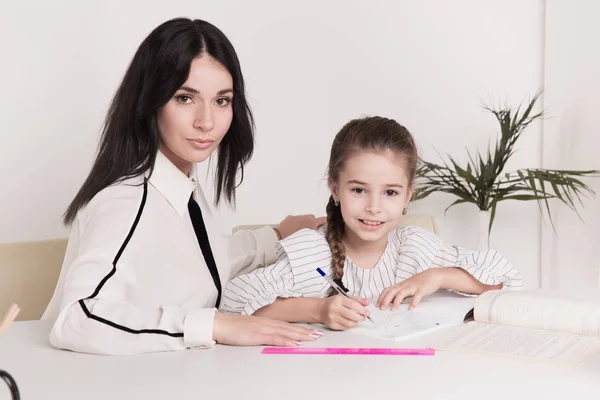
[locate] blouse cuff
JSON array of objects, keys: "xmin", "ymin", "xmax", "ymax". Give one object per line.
[{"xmin": 183, "ymin": 308, "xmax": 217, "ymax": 348}]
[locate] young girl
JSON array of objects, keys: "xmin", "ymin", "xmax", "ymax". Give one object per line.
[
  {"xmin": 42, "ymin": 17, "xmax": 324, "ymax": 355},
  {"xmin": 221, "ymin": 116, "xmax": 523, "ymax": 330}
]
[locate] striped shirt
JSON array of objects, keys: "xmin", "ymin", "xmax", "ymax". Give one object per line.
[{"xmin": 221, "ymin": 226, "xmax": 523, "ymax": 315}]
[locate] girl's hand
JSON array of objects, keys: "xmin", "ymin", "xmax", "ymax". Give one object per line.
[
  {"xmin": 377, "ymin": 269, "xmax": 444, "ymax": 311},
  {"xmin": 318, "ymin": 295, "xmax": 370, "ymax": 331},
  {"xmin": 212, "ymin": 312, "xmax": 322, "ymax": 347}
]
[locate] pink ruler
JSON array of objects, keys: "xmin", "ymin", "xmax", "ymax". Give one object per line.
[{"xmin": 261, "ymin": 347, "xmax": 435, "ymax": 355}]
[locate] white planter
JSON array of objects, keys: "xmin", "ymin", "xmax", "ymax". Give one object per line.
[{"xmin": 475, "ymin": 210, "xmax": 491, "ymax": 250}]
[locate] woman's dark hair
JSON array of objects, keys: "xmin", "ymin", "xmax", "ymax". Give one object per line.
[
  {"xmin": 325, "ymin": 116, "xmax": 418, "ymax": 288},
  {"xmin": 64, "ymin": 17, "xmax": 254, "ymax": 225}
]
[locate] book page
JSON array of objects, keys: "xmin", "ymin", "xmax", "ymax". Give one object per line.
[
  {"xmin": 474, "ymin": 289, "xmax": 600, "ymax": 336},
  {"xmin": 431, "ymin": 321, "xmax": 600, "ymax": 367},
  {"xmin": 351, "ymin": 293, "xmax": 476, "ymax": 340}
]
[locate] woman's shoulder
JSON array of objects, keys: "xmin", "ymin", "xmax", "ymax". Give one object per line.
[
  {"xmin": 67, "ymin": 175, "xmax": 150, "ymax": 251},
  {"xmin": 78, "ymin": 175, "xmax": 147, "ymax": 222}
]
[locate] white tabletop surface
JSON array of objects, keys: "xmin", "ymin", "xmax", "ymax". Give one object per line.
[{"xmin": 1, "ymin": 317, "xmax": 599, "ymax": 400}]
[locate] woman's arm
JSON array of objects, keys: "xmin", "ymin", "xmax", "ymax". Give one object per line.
[
  {"xmin": 51, "ymin": 196, "xmax": 316, "ymax": 355},
  {"xmin": 50, "ymin": 199, "xmax": 215, "ymax": 355},
  {"xmin": 227, "ymin": 215, "xmax": 327, "ymax": 277},
  {"xmin": 227, "ymin": 226, "xmax": 279, "ymax": 277}
]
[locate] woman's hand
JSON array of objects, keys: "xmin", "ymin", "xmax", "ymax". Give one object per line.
[
  {"xmin": 275, "ymin": 214, "xmax": 327, "ymax": 239},
  {"xmin": 318, "ymin": 295, "xmax": 370, "ymax": 331},
  {"xmin": 377, "ymin": 269, "xmax": 444, "ymax": 311},
  {"xmin": 212, "ymin": 312, "xmax": 323, "ymax": 347}
]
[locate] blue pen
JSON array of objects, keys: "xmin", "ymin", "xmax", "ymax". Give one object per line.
[{"xmin": 316, "ymin": 267, "xmax": 375, "ymax": 323}]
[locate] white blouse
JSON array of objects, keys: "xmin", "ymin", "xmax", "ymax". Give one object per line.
[
  {"xmin": 43, "ymin": 151, "xmax": 278, "ymax": 355},
  {"xmin": 221, "ymin": 226, "xmax": 523, "ymax": 315}
]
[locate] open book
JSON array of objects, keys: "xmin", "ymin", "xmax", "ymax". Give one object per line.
[{"xmin": 430, "ymin": 289, "xmax": 600, "ymax": 367}]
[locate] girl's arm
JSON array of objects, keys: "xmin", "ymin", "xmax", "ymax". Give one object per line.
[
  {"xmin": 436, "ymin": 267, "xmax": 503, "ymax": 293},
  {"xmin": 395, "ymin": 226, "xmax": 523, "ymax": 290},
  {"xmin": 377, "ymin": 226, "xmax": 521, "ymax": 310},
  {"xmin": 222, "ymin": 229, "xmax": 370, "ymax": 329},
  {"xmin": 377, "ymin": 266, "xmax": 503, "ymax": 311},
  {"xmin": 253, "ymin": 297, "xmax": 325, "ymax": 323},
  {"xmin": 221, "ymin": 251, "xmax": 309, "ymax": 316},
  {"xmin": 254, "ymin": 296, "xmax": 371, "ymax": 330}
]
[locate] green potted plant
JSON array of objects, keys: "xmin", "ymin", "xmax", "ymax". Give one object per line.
[{"xmin": 413, "ymin": 93, "xmax": 599, "ymax": 249}]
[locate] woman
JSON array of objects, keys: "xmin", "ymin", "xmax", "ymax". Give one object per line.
[{"xmin": 42, "ymin": 17, "xmax": 324, "ymax": 355}]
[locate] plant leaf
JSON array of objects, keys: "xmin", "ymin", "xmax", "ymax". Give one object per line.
[
  {"xmin": 413, "ymin": 93, "xmax": 599, "ymax": 236},
  {"xmin": 444, "ymin": 198, "xmax": 473, "ymax": 214}
]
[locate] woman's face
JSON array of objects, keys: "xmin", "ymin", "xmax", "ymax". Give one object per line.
[{"xmin": 157, "ymin": 54, "xmax": 234, "ymax": 175}]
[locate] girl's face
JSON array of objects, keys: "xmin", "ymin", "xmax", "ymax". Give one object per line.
[
  {"xmin": 157, "ymin": 55, "xmax": 234, "ymax": 175},
  {"xmin": 329, "ymin": 150, "xmax": 413, "ymax": 247}
]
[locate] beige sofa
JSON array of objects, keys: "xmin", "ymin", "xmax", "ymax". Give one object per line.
[{"xmin": 0, "ymin": 214, "xmax": 437, "ymax": 321}]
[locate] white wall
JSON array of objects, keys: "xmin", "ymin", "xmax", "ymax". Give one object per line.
[
  {"xmin": 1, "ymin": 1, "xmax": 544, "ymax": 287},
  {"xmin": 541, "ymin": 0, "xmax": 600, "ymax": 289}
]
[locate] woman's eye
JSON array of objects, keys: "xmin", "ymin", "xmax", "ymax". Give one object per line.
[
  {"xmin": 385, "ymin": 190, "xmax": 398, "ymax": 196},
  {"xmin": 216, "ymin": 97, "xmax": 232, "ymax": 106},
  {"xmin": 176, "ymin": 95, "xmax": 192, "ymax": 104},
  {"xmin": 352, "ymin": 188, "xmax": 365, "ymax": 194}
]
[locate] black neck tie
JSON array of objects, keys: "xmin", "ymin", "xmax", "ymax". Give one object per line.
[{"xmin": 188, "ymin": 195, "xmax": 222, "ymax": 308}]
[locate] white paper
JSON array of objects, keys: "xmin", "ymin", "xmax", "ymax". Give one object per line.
[
  {"xmin": 351, "ymin": 294, "xmax": 476, "ymax": 340},
  {"xmin": 432, "ymin": 321, "xmax": 600, "ymax": 367}
]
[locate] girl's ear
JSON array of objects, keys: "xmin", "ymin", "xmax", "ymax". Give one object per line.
[
  {"xmin": 328, "ymin": 177, "xmax": 339, "ymax": 202},
  {"xmin": 405, "ymin": 183, "xmax": 415, "ymax": 204}
]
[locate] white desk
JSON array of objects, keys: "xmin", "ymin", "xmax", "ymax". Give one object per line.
[{"xmin": 1, "ymin": 320, "xmax": 599, "ymax": 400}]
